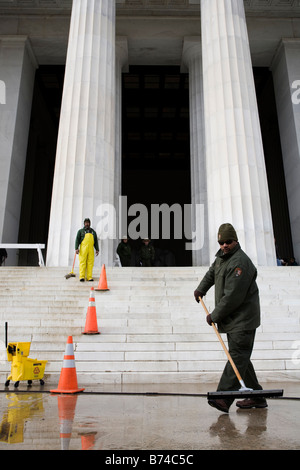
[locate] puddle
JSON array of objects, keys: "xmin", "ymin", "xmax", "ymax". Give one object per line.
[{"xmin": 0, "ymin": 391, "xmax": 299, "ymax": 451}]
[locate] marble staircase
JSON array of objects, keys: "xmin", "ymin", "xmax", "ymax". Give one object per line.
[{"xmin": 0, "ymin": 266, "xmax": 299, "ymax": 387}]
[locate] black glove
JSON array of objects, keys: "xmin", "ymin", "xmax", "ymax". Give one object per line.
[
  {"xmin": 194, "ymin": 290, "xmax": 204, "ymax": 303},
  {"xmin": 206, "ymin": 314, "xmax": 213, "ymax": 326}
]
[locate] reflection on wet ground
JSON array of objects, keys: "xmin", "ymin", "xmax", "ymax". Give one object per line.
[{"xmin": 0, "ymin": 383, "xmax": 299, "ymax": 451}]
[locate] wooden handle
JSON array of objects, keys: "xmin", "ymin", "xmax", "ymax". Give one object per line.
[
  {"xmin": 72, "ymin": 253, "xmax": 76, "ymax": 270},
  {"xmin": 199, "ymin": 296, "xmax": 243, "ymax": 383}
]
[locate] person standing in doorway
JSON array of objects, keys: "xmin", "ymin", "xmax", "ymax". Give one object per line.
[
  {"xmin": 139, "ymin": 238, "xmax": 155, "ymax": 267},
  {"xmin": 194, "ymin": 223, "xmax": 266, "ymax": 413},
  {"xmin": 117, "ymin": 237, "xmax": 132, "ymax": 266},
  {"xmin": 0, "ymin": 248, "xmax": 7, "ymax": 266},
  {"xmin": 75, "ymin": 218, "xmax": 99, "ymax": 282}
]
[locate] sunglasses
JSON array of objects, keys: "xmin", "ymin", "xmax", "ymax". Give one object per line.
[{"xmin": 218, "ymin": 239, "xmax": 233, "ymax": 246}]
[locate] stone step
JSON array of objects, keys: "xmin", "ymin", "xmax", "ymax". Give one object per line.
[{"xmin": 0, "ymin": 266, "xmax": 299, "ymax": 385}]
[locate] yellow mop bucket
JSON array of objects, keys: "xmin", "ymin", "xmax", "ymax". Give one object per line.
[{"xmin": 5, "ymin": 342, "xmax": 47, "ymax": 388}]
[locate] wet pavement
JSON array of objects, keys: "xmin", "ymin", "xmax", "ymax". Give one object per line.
[{"xmin": 0, "ymin": 382, "xmax": 299, "ymax": 452}]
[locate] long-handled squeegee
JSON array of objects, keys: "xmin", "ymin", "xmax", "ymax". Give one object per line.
[{"xmin": 199, "ymin": 297, "xmax": 283, "ymax": 399}]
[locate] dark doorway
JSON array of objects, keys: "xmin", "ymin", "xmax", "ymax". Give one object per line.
[
  {"xmin": 122, "ymin": 66, "xmax": 192, "ymax": 266},
  {"xmin": 18, "ymin": 65, "xmax": 64, "ymax": 265},
  {"xmin": 254, "ymin": 67, "xmax": 294, "ymax": 262}
]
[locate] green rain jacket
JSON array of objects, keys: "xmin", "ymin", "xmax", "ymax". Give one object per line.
[
  {"xmin": 196, "ymin": 243, "xmax": 260, "ymax": 333},
  {"xmin": 75, "ymin": 227, "xmax": 99, "ymax": 252}
]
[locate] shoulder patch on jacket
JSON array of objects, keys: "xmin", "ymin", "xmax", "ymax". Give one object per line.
[{"xmin": 234, "ymin": 267, "xmax": 242, "ymax": 277}]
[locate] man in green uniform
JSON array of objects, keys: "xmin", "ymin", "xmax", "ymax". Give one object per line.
[
  {"xmin": 139, "ymin": 238, "xmax": 155, "ymax": 267},
  {"xmin": 194, "ymin": 223, "xmax": 267, "ymax": 413},
  {"xmin": 75, "ymin": 218, "xmax": 99, "ymax": 281},
  {"xmin": 117, "ymin": 238, "xmax": 132, "ymax": 266}
]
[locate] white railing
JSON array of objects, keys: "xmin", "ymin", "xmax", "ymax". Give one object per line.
[{"xmin": 0, "ymin": 244, "xmax": 45, "ymax": 267}]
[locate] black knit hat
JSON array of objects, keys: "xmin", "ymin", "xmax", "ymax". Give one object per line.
[{"xmin": 218, "ymin": 223, "xmax": 238, "ymax": 242}]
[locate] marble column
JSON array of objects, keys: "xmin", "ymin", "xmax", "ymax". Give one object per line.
[
  {"xmin": 271, "ymin": 39, "xmax": 300, "ymax": 264},
  {"xmin": 0, "ymin": 36, "xmax": 37, "ymax": 265},
  {"xmin": 46, "ymin": 0, "xmax": 116, "ymax": 267},
  {"xmin": 181, "ymin": 37, "xmax": 209, "ymax": 266},
  {"xmin": 201, "ymin": 0, "xmax": 275, "ymax": 265}
]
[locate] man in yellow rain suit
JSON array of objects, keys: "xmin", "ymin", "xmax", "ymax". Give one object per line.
[{"xmin": 75, "ymin": 218, "xmax": 99, "ymax": 282}]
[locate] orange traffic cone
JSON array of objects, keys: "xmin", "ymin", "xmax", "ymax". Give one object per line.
[
  {"xmin": 50, "ymin": 336, "xmax": 85, "ymax": 394},
  {"xmin": 95, "ymin": 264, "xmax": 110, "ymax": 291},
  {"xmin": 82, "ymin": 287, "xmax": 100, "ymax": 335}
]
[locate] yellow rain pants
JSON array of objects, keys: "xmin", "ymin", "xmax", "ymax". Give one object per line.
[{"xmin": 79, "ymin": 232, "xmax": 95, "ymax": 280}]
